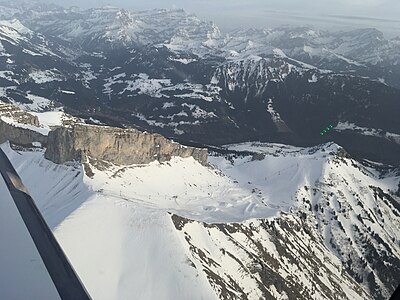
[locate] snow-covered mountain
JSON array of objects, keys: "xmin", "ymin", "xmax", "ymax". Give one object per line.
[
  {"xmin": 13, "ymin": 4, "xmax": 400, "ymax": 87},
  {"xmin": 0, "ymin": 4, "xmax": 399, "ymax": 298},
  {"xmin": 10, "ymin": 4, "xmax": 220, "ymax": 53},
  {"xmin": 0, "ymin": 2, "xmax": 398, "ymax": 166},
  {"xmin": 1, "ymin": 139, "xmax": 399, "ymax": 299}
]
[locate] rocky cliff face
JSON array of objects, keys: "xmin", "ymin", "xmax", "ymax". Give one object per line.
[
  {"xmin": 0, "ymin": 119, "xmax": 47, "ymax": 146},
  {"xmin": 45, "ymin": 124, "xmax": 208, "ymax": 165},
  {"xmin": 0, "ymin": 103, "xmax": 47, "ymax": 146}
]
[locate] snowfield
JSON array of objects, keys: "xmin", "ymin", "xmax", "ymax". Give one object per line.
[
  {"xmin": 1, "ymin": 143, "xmax": 217, "ymax": 299},
  {"xmin": 0, "ymin": 141, "xmax": 399, "ymax": 299},
  {"xmin": 335, "ymin": 121, "xmax": 400, "ymax": 145},
  {"xmin": 29, "ymin": 69, "xmax": 63, "ymax": 84}
]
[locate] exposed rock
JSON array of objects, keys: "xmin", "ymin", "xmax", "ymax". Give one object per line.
[
  {"xmin": 0, "ymin": 119, "xmax": 47, "ymax": 146},
  {"xmin": 45, "ymin": 124, "xmax": 208, "ymax": 165},
  {"xmin": 0, "ymin": 102, "xmax": 47, "ymax": 146},
  {"xmin": 336, "ymin": 147, "xmax": 352, "ymax": 159},
  {"xmin": 251, "ymin": 152, "xmax": 266, "ymax": 161},
  {"xmin": 171, "ymin": 213, "xmax": 372, "ymax": 300},
  {"xmin": 0, "ymin": 103, "xmax": 40, "ymax": 126}
]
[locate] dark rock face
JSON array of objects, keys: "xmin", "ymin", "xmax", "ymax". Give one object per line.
[
  {"xmin": 45, "ymin": 124, "xmax": 208, "ymax": 165},
  {"xmin": 251, "ymin": 153, "xmax": 266, "ymax": 161},
  {"xmin": 45, "ymin": 126, "xmax": 76, "ymax": 163}
]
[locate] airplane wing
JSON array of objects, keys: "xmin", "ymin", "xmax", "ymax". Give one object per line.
[{"xmin": 0, "ymin": 148, "xmax": 91, "ymax": 300}]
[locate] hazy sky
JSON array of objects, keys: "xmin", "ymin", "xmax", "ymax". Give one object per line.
[{"xmin": 40, "ymin": 0, "xmax": 400, "ymax": 36}]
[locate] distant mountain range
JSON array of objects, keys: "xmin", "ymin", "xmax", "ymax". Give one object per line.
[{"xmin": 0, "ymin": 2, "xmax": 399, "ymax": 166}]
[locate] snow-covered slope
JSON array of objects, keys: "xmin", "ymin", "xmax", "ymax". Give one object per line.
[
  {"xmin": 0, "ymin": 16, "xmax": 81, "ymax": 112},
  {"xmin": 1, "ymin": 141, "xmax": 399, "ymax": 299}
]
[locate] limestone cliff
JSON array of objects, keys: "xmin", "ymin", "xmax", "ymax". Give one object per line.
[
  {"xmin": 0, "ymin": 119, "xmax": 47, "ymax": 146},
  {"xmin": 0, "ymin": 103, "xmax": 47, "ymax": 146},
  {"xmin": 45, "ymin": 124, "xmax": 208, "ymax": 165}
]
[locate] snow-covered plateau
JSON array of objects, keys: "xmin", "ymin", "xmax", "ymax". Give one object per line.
[{"xmin": 1, "ymin": 140, "xmax": 399, "ymax": 300}]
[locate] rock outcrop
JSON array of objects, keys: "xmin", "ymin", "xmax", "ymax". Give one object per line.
[
  {"xmin": 45, "ymin": 124, "xmax": 208, "ymax": 165},
  {"xmin": 0, "ymin": 119, "xmax": 47, "ymax": 146},
  {"xmin": 0, "ymin": 103, "xmax": 40, "ymax": 126},
  {"xmin": 0, "ymin": 103, "xmax": 47, "ymax": 146}
]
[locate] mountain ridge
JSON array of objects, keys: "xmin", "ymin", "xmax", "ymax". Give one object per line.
[{"xmin": 1, "ymin": 138, "xmax": 399, "ymax": 299}]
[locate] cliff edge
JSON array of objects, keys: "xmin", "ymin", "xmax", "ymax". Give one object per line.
[{"xmin": 45, "ymin": 124, "xmax": 208, "ymax": 165}]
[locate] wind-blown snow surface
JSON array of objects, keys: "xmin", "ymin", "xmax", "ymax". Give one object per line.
[
  {"xmin": 1, "ymin": 143, "xmax": 217, "ymax": 300},
  {"xmin": 1, "ymin": 142, "xmax": 399, "ymax": 299}
]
